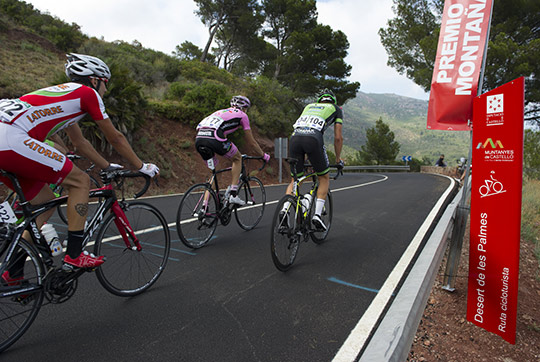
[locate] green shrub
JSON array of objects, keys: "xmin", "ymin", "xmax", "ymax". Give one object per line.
[
  {"xmin": 524, "ymin": 129, "xmax": 540, "ymax": 179},
  {"xmin": 165, "ymin": 82, "xmax": 193, "ymax": 100},
  {"xmin": 182, "ymin": 80, "xmax": 230, "ymax": 118},
  {"xmin": 245, "ymin": 76, "xmax": 298, "ymax": 138},
  {"xmin": 148, "ymin": 100, "xmax": 203, "ymax": 125}
]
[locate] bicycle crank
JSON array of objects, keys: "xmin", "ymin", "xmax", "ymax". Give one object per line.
[{"xmin": 44, "ymin": 269, "xmax": 79, "ymax": 304}]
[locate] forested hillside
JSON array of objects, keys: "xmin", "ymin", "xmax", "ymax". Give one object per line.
[{"xmin": 0, "ymin": 0, "xmax": 469, "ymax": 186}]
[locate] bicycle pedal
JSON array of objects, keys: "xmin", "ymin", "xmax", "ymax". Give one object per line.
[
  {"xmin": 61, "ymin": 263, "xmax": 77, "ymax": 272},
  {"xmin": 14, "ymin": 294, "xmax": 34, "ymax": 305}
]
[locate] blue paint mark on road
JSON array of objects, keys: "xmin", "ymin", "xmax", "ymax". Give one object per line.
[{"xmin": 327, "ymin": 277, "xmax": 381, "ymax": 294}]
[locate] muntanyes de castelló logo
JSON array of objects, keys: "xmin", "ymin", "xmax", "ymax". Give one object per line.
[
  {"xmin": 477, "ymin": 138, "xmax": 504, "ymax": 149},
  {"xmin": 477, "ymin": 138, "xmax": 515, "ymax": 162}
]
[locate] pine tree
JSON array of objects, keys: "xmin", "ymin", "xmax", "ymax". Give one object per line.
[{"xmin": 357, "ymin": 118, "xmax": 401, "ymax": 165}]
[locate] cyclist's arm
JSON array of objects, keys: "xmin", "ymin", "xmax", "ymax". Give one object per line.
[
  {"xmin": 64, "ymin": 123, "xmax": 109, "ymax": 169},
  {"xmin": 94, "ymin": 117, "xmax": 144, "ymax": 170},
  {"xmin": 243, "ymin": 129, "xmax": 265, "ymax": 157},
  {"xmin": 334, "ymin": 122, "xmax": 343, "ymax": 162}
]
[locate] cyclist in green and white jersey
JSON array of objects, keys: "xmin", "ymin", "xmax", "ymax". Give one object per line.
[{"xmin": 281, "ymin": 89, "xmax": 344, "ymax": 231}]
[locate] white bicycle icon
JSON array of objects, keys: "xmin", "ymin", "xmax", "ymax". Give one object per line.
[{"xmin": 479, "ymin": 171, "xmax": 506, "ymax": 198}]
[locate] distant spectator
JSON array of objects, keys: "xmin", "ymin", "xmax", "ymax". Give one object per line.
[{"xmin": 435, "ymin": 154, "xmax": 447, "ymax": 167}]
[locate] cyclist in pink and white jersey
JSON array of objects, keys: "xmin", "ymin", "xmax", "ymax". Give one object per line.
[
  {"xmin": 195, "ymin": 95, "xmax": 270, "ymax": 205},
  {"xmin": 0, "ymin": 53, "xmax": 159, "ymax": 271}
]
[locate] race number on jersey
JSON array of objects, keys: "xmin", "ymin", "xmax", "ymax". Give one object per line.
[
  {"xmin": 0, "ymin": 99, "xmax": 31, "ymax": 124},
  {"xmin": 198, "ymin": 115, "xmax": 225, "ymax": 130},
  {"xmin": 293, "ymin": 115, "xmax": 325, "ymax": 132}
]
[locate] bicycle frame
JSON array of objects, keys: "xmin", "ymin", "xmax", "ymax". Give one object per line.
[
  {"xmin": 0, "ymin": 170, "xmax": 143, "ymax": 275},
  {"xmin": 197, "ymin": 156, "xmax": 262, "ymax": 217},
  {"xmin": 284, "ymin": 160, "xmax": 342, "ymax": 232}
]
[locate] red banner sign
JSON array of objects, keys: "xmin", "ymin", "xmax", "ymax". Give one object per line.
[
  {"xmin": 427, "ymin": 0, "xmax": 493, "ymax": 130},
  {"xmin": 467, "ymin": 77, "xmax": 524, "ymax": 344}
]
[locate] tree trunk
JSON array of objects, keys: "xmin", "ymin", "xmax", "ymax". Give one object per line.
[{"xmin": 201, "ymin": 22, "xmax": 220, "ymax": 63}]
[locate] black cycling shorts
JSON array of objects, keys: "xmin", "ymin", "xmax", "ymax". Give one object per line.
[
  {"xmin": 195, "ymin": 136, "xmax": 236, "ymax": 160},
  {"xmin": 289, "ymin": 130, "xmax": 329, "ymax": 176}
]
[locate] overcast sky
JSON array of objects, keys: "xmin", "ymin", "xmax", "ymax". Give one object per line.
[{"xmin": 25, "ymin": 0, "xmax": 430, "ymax": 100}]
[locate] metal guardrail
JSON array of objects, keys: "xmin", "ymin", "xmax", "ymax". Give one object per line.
[
  {"xmin": 343, "ymin": 165, "xmax": 410, "ymax": 172},
  {"xmin": 358, "ymin": 179, "xmax": 462, "ymax": 361}
]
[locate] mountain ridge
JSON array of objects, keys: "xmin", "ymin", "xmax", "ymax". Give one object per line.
[{"xmin": 338, "ymin": 91, "xmax": 469, "ymax": 165}]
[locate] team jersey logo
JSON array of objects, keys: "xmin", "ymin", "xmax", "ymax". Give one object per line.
[{"xmin": 23, "ymin": 138, "xmax": 65, "ymax": 163}]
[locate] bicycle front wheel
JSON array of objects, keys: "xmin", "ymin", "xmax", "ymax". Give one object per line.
[
  {"xmin": 310, "ymin": 190, "xmax": 333, "ymax": 244},
  {"xmin": 234, "ymin": 176, "xmax": 266, "ymax": 230},
  {"xmin": 0, "ymin": 238, "xmax": 45, "ymax": 353},
  {"xmin": 176, "ymin": 183, "xmax": 219, "ymax": 249},
  {"xmin": 270, "ymin": 195, "xmax": 300, "ymax": 272},
  {"xmin": 94, "ymin": 202, "xmax": 170, "ymax": 297}
]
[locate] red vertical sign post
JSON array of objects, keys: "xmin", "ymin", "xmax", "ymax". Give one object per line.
[
  {"xmin": 427, "ymin": 0, "xmax": 493, "ymax": 130},
  {"xmin": 467, "ymin": 77, "xmax": 524, "ymax": 344}
]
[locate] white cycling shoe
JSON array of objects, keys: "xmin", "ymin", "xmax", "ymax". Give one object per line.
[
  {"xmin": 228, "ymin": 195, "xmax": 246, "ymax": 206},
  {"xmin": 311, "ymin": 214, "xmax": 327, "ymax": 231}
]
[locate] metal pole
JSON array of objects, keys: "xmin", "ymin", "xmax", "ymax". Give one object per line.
[
  {"xmin": 278, "ymin": 138, "xmax": 283, "ymax": 183},
  {"xmin": 442, "ymin": 131, "xmax": 472, "ymax": 291}
]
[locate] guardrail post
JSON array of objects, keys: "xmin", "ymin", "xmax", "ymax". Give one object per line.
[
  {"xmin": 442, "ymin": 131, "xmax": 473, "ymax": 292},
  {"xmin": 442, "ymin": 203, "xmax": 470, "ymax": 292}
]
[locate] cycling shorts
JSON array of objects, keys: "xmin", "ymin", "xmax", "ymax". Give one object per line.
[
  {"xmin": 195, "ymin": 130, "xmax": 238, "ymax": 160},
  {"xmin": 289, "ymin": 129, "xmax": 329, "ymax": 176},
  {"xmin": 0, "ymin": 123, "xmax": 73, "ymax": 200}
]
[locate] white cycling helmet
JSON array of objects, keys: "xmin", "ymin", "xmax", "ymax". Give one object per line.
[
  {"xmin": 65, "ymin": 53, "xmax": 111, "ymax": 81},
  {"xmin": 230, "ymin": 95, "xmax": 251, "ymax": 109}
]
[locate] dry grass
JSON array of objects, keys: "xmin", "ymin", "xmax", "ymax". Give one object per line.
[
  {"xmin": 522, "ymin": 179, "xmax": 540, "ymax": 267},
  {"xmin": 0, "ymin": 32, "xmax": 63, "ymax": 98}
]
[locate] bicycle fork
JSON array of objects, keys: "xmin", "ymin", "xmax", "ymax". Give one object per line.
[{"xmin": 111, "ymin": 202, "xmax": 141, "ymax": 251}]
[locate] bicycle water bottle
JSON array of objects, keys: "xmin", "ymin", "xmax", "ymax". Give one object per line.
[
  {"xmin": 41, "ymin": 223, "xmax": 63, "ymax": 256},
  {"xmin": 301, "ymin": 193, "xmax": 312, "ymax": 214}
]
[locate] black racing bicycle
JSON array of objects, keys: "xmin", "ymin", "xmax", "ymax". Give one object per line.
[
  {"xmin": 270, "ymin": 158, "xmax": 342, "ymax": 271},
  {"xmin": 176, "ymin": 152, "xmax": 266, "ymax": 249},
  {"xmin": 0, "ymin": 168, "xmax": 170, "ymax": 353}
]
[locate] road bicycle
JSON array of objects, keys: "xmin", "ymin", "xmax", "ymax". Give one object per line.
[
  {"xmin": 176, "ymin": 152, "xmax": 266, "ymax": 249},
  {"xmin": 270, "ymin": 158, "xmax": 342, "ymax": 272},
  {"xmin": 0, "ymin": 168, "xmax": 170, "ymax": 353}
]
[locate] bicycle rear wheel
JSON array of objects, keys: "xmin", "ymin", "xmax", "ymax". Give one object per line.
[
  {"xmin": 94, "ymin": 202, "xmax": 170, "ymax": 297},
  {"xmin": 57, "ymin": 176, "xmax": 102, "ymax": 224},
  {"xmin": 176, "ymin": 183, "xmax": 219, "ymax": 249},
  {"xmin": 310, "ymin": 190, "xmax": 333, "ymax": 244},
  {"xmin": 270, "ymin": 195, "xmax": 300, "ymax": 272},
  {"xmin": 0, "ymin": 238, "xmax": 45, "ymax": 353},
  {"xmin": 234, "ymin": 176, "xmax": 266, "ymax": 230}
]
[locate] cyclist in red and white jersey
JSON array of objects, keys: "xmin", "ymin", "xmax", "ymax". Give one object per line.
[
  {"xmin": 0, "ymin": 53, "xmax": 159, "ymax": 270},
  {"xmin": 195, "ymin": 96, "xmax": 270, "ymax": 205}
]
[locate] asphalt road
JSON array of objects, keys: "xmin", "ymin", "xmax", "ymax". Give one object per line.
[{"xmin": 2, "ymin": 172, "xmax": 452, "ymax": 362}]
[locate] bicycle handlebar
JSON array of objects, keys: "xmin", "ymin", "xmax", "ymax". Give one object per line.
[
  {"xmin": 285, "ymin": 158, "xmax": 344, "ymax": 180},
  {"xmin": 99, "ymin": 169, "xmax": 152, "ymax": 199},
  {"xmin": 328, "ymin": 164, "xmax": 344, "ymax": 180},
  {"xmin": 241, "ymin": 154, "xmax": 267, "ymax": 171}
]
